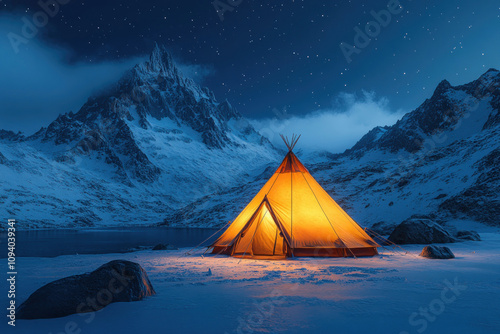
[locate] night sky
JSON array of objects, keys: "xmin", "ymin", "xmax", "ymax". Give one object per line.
[{"xmin": 1, "ymin": 0, "xmax": 500, "ymax": 138}]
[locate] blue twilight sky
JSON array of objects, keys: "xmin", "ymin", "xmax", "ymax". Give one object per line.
[{"xmin": 0, "ymin": 0, "xmax": 499, "ymax": 151}]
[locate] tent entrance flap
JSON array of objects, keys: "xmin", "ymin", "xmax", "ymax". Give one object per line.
[{"xmin": 232, "ymin": 201, "xmax": 287, "ymax": 258}]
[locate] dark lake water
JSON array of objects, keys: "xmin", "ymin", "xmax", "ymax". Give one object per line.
[{"xmin": 0, "ymin": 227, "xmax": 222, "ymax": 258}]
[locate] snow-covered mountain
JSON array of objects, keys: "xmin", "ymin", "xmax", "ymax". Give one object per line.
[
  {"xmin": 165, "ymin": 69, "xmax": 500, "ymax": 229},
  {"xmin": 0, "ymin": 45, "xmax": 279, "ymax": 229}
]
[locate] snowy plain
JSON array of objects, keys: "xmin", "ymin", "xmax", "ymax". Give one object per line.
[{"xmin": 2, "ymin": 232, "xmax": 500, "ymax": 334}]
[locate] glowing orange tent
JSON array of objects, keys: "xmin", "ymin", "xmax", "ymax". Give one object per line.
[{"xmin": 210, "ymin": 135, "xmax": 379, "ymax": 259}]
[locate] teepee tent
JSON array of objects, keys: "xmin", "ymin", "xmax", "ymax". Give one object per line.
[{"xmin": 210, "ymin": 135, "xmax": 379, "ymax": 259}]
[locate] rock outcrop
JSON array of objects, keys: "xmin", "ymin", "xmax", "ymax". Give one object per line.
[{"xmin": 17, "ymin": 260, "xmax": 155, "ymax": 319}]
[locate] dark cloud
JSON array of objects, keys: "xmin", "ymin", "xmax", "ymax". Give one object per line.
[{"xmin": 0, "ymin": 14, "xmax": 143, "ymax": 134}]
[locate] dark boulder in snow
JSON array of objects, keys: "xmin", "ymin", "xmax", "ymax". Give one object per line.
[
  {"xmin": 456, "ymin": 230, "xmax": 481, "ymax": 241},
  {"xmin": 152, "ymin": 243, "xmax": 178, "ymax": 250},
  {"xmin": 369, "ymin": 221, "xmax": 397, "ymax": 236},
  {"xmin": 420, "ymin": 245, "xmax": 455, "ymax": 259},
  {"xmin": 152, "ymin": 243, "xmax": 167, "ymax": 250},
  {"xmin": 388, "ymin": 218, "xmax": 456, "ymax": 244},
  {"xmin": 17, "ymin": 260, "xmax": 155, "ymax": 319}
]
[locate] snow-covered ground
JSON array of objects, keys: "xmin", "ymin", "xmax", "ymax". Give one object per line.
[{"xmin": 3, "ymin": 233, "xmax": 500, "ymax": 334}]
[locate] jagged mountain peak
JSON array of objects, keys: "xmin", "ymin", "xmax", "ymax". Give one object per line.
[
  {"xmin": 0, "ymin": 129, "xmax": 24, "ymax": 142},
  {"xmin": 116, "ymin": 45, "xmax": 183, "ymax": 91},
  {"xmin": 431, "ymin": 68, "xmax": 499, "ymax": 101},
  {"xmin": 346, "ymin": 70, "xmax": 500, "ymax": 155},
  {"xmin": 140, "ymin": 43, "xmax": 180, "ymax": 78},
  {"xmin": 466, "ymin": 68, "xmax": 499, "ymax": 96},
  {"xmin": 37, "ymin": 43, "xmax": 255, "ymax": 150},
  {"xmin": 434, "ymin": 79, "xmax": 452, "ymax": 93},
  {"xmin": 150, "ymin": 43, "xmax": 175, "ymax": 67},
  {"xmin": 484, "ymin": 67, "xmax": 499, "ymax": 75}
]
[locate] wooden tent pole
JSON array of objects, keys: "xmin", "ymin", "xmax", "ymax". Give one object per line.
[
  {"xmin": 280, "ymin": 133, "xmax": 302, "ymax": 152},
  {"xmin": 292, "ymin": 134, "xmax": 301, "ymax": 150}
]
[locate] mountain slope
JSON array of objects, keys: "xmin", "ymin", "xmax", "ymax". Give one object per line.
[
  {"xmin": 167, "ymin": 69, "xmax": 500, "ymax": 228},
  {"xmin": 0, "ymin": 45, "xmax": 279, "ymax": 229}
]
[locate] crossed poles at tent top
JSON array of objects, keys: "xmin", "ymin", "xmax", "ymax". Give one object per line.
[{"xmin": 280, "ymin": 134, "xmax": 301, "ymax": 152}]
